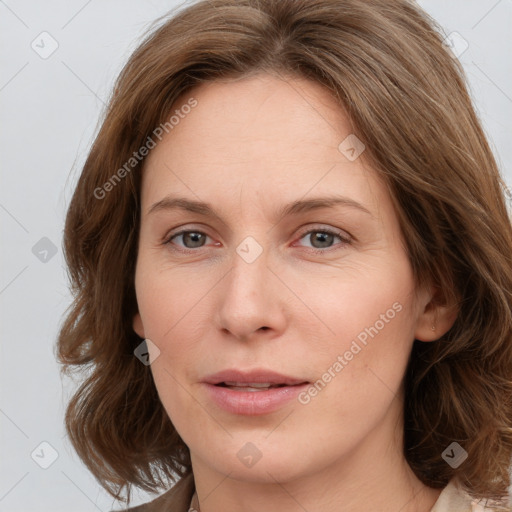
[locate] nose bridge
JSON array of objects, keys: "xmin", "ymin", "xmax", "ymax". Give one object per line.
[
  {"xmin": 225, "ymin": 224, "xmax": 267, "ymax": 284},
  {"xmin": 216, "ymin": 236, "xmax": 283, "ymax": 338},
  {"xmin": 226, "ymin": 237, "xmax": 269, "ymax": 307}
]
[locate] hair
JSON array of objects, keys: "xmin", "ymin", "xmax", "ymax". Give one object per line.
[{"xmin": 56, "ymin": 0, "xmax": 512, "ymax": 508}]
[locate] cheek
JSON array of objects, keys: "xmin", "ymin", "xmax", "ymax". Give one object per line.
[
  {"xmin": 295, "ymin": 261, "xmax": 416, "ymax": 395},
  {"xmin": 299, "ymin": 263, "xmax": 414, "ymax": 346},
  {"xmin": 135, "ymin": 259, "xmax": 204, "ymax": 340}
]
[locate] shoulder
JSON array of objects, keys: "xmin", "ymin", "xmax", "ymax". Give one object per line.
[
  {"xmin": 111, "ymin": 473, "xmax": 195, "ymax": 512},
  {"xmin": 430, "ymin": 478, "xmax": 511, "ymax": 512}
]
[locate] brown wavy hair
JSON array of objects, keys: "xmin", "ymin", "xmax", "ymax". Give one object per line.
[{"xmin": 56, "ymin": 0, "xmax": 512, "ymax": 508}]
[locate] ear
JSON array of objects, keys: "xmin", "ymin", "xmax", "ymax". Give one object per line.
[
  {"xmin": 133, "ymin": 312, "xmax": 145, "ymax": 339},
  {"xmin": 414, "ymin": 285, "xmax": 459, "ymax": 342}
]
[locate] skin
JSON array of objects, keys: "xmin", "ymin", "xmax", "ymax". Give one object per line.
[{"xmin": 132, "ymin": 72, "xmax": 458, "ymax": 512}]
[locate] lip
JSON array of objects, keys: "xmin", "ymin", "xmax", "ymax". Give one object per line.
[
  {"xmin": 201, "ymin": 368, "xmax": 309, "ymax": 416},
  {"xmin": 202, "ymin": 382, "xmax": 309, "ymax": 415}
]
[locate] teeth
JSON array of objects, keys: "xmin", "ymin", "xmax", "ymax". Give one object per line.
[
  {"xmin": 228, "ymin": 386, "xmax": 272, "ymax": 392},
  {"xmin": 224, "ymin": 382, "xmax": 277, "ymax": 388},
  {"xmin": 221, "ymin": 381, "xmax": 284, "ymax": 391}
]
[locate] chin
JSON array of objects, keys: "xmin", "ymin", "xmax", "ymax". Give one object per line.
[
  {"xmin": 220, "ymin": 462, "xmax": 303, "ymax": 484},
  {"xmin": 204, "ymin": 442, "xmax": 309, "ymax": 484}
]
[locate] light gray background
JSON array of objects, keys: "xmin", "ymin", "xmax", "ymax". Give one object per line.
[{"xmin": 1, "ymin": 1, "xmax": 511, "ymax": 511}]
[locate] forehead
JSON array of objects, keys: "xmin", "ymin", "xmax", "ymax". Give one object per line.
[
  {"xmin": 141, "ymin": 72, "xmax": 384, "ymax": 217},
  {"xmin": 147, "ymin": 72, "xmax": 350, "ymax": 162}
]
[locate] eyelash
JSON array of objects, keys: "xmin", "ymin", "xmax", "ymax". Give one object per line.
[{"xmin": 162, "ymin": 226, "xmax": 351, "ymax": 255}]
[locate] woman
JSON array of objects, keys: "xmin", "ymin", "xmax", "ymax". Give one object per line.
[{"xmin": 56, "ymin": 0, "xmax": 512, "ymax": 511}]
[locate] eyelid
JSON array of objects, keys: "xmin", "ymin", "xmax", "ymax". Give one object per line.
[
  {"xmin": 295, "ymin": 224, "xmax": 352, "ymax": 242},
  {"xmin": 162, "ymin": 223, "xmax": 211, "ymax": 242}
]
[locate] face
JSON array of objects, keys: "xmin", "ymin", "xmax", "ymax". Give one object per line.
[{"xmin": 133, "ymin": 72, "xmax": 435, "ymax": 484}]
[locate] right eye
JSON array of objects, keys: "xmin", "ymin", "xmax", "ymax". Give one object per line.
[{"xmin": 164, "ymin": 230, "xmax": 214, "ymax": 252}]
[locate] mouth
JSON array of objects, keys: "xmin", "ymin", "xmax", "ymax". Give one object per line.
[
  {"xmin": 201, "ymin": 369, "xmax": 310, "ymax": 415},
  {"xmin": 203, "ymin": 368, "xmax": 308, "ymax": 387}
]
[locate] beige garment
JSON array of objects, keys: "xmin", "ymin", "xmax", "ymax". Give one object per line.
[
  {"xmin": 119, "ymin": 473, "xmax": 509, "ymax": 512},
  {"xmin": 429, "ymin": 478, "xmax": 509, "ymax": 512}
]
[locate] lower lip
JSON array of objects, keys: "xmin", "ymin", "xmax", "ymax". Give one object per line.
[{"xmin": 202, "ymin": 383, "xmax": 309, "ymax": 416}]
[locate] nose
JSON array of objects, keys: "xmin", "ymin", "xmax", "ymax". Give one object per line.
[{"xmin": 215, "ymin": 244, "xmax": 287, "ymax": 341}]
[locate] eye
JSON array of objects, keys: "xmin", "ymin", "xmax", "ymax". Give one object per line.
[
  {"xmin": 164, "ymin": 230, "xmax": 213, "ymax": 252},
  {"xmin": 295, "ymin": 227, "xmax": 351, "ymax": 253}
]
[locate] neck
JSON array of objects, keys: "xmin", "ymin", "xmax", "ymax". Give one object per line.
[{"xmin": 190, "ymin": 464, "xmax": 440, "ymax": 512}]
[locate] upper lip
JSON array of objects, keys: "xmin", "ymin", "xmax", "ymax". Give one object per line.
[{"xmin": 202, "ymin": 368, "xmax": 308, "ymax": 386}]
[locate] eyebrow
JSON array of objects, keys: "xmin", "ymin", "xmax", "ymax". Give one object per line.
[{"xmin": 147, "ymin": 195, "xmax": 373, "ymax": 220}]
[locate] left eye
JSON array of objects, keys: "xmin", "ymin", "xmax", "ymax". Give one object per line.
[{"xmin": 295, "ymin": 228, "xmax": 350, "ymax": 251}]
